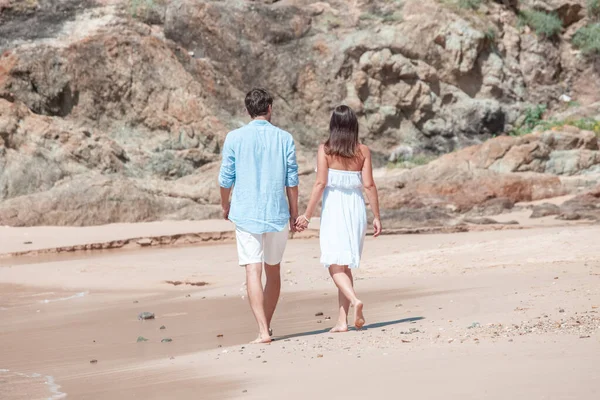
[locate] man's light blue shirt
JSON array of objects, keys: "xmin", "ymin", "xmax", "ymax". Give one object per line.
[{"xmin": 218, "ymin": 120, "xmax": 299, "ymax": 234}]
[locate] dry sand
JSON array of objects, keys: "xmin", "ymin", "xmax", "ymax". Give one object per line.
[{"xmin": 1, "ymin": 223, "xmax": 599, "ymax": 399}]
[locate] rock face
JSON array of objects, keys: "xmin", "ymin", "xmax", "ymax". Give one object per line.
[
  {"xmin": 0, "ymin": 0, "xmax": 599, "ymax": 226},
  {"xmin": 530, "ymin": 203, "xmax": 561, "ymax": 218},
  {"xmin": 377, "ymin": 129, "xmax": 600, "ymax": 217},
  {"xmin": 558, "ymin": 186, "xmax": 600, "ymax": 220}
]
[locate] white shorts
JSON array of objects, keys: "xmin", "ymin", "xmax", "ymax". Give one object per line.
[{"xmin": 235, "ymin": 225, "xmax": 289, "ymax": 266}]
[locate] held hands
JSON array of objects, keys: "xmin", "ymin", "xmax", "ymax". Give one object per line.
[
  {"xmin": 294, "ymin": 215, "xmax": 310, "ymax": 232},
  {"xmin": 293, "ymin": 215, "xmax": 381, "ymax": 235}
]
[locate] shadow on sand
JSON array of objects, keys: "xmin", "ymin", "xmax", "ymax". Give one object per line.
[{"xmin": 275, "ymin": 316, "xmax": 425, "ymax": 341}]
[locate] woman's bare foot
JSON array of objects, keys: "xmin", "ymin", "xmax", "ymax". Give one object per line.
[
  {"xmin": 353, "ymin": 301, "xmax": 365, "ymax": 329},
  {"xmin": 330, "ymin": 323, "xmax": 349, "ymax": 333},
  {"xmin": 250, "ymin": 333, "xmax": 272, "ymax": 344}
]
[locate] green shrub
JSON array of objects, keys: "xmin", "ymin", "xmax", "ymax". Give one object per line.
[
  {"xmin": 458, "ymin": 0, "xmax": 483, "ymax": 10},
  {"xmin": 359, "ymin": 12, "xmax": 378, "ymax": 21},
  {"xmin": 573, "ymin": 23, "xmax": 600, "ymax": 55},
  {"xmin": 523, "ymin": 104, "xmax": 547, "ymax": 130},
  {"xmin": 510, "ymin": 104, "xmax": 547, "ymax": 136},
  {"xmin": 129, "ymin": 0, "xmax": 164, "ymax": 23},
  {"xmin": 389, "ymin": 154, "xmax": 437, "ymax": 169},
  {"xmin": 382, "ymin": 11, "xmax": 403, "ymax": 23},
  {"xmin": 587, "ymin": 0, "xmax": 600, "ymax": 20},
  {"xmin": 518, "ymin": 10, "xmax": 563, "ymax": 39},
  {"xmin": 513, "ymin": 116, "xmax": 600, "ymax": 137},
  {"xmin": 569, "ymin": 118, "xmax": 600, "ymax": 134},
  {"xmin": 484, "ymin": 28, "xmax": 499, "ymax": 52}
]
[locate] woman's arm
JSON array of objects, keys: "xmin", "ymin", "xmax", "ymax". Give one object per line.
[
  {"xmin": 296, "ymin": 145, "xmax": 329, "ymax": 230},
  {"xmin": 361, "ymin": 145, "xmax": 382, "ymax": 237}
]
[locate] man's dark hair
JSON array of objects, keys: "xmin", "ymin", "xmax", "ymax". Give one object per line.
[{"xmin": 245, "ymin": 88, "xmax": 273, "ymax": 118}]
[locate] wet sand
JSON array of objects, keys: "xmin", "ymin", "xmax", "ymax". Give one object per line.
[{"xmin": 1, "ymin": 224, "xmax": 599, "ymax": 399}]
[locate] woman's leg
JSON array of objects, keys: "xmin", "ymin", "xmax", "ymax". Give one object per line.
[
  {"xmin": 329, "ymin": 264, "xmax": 365, "ymax": 329},
  {"xmin": 331, "ymin": 286, "xmax": 350, "ymax": 333}
]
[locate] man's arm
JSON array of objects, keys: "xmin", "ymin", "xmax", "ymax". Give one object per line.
[
  {"xmin": 218, "ymin": 135, "xmax": 235, "ymax": 220},
  {"xmin": 220, "ymin": 187, "xmax": 232, "ymax": 220},
  {"xmin": 285, "ymin": 137, "xmax": 299, "ymax": 231},
  {"xmin": 286, "ymin": 185, "xmax": 299, "ymax": 223}
]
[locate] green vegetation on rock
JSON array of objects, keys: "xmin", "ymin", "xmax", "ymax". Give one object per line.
[
  {"xmin": 573, "ymin": 23, "xmax": 600, "ymax": 56},
  {"xmin": 518, "ymin": 10, "xmax": 563, "ymax": 39},
  {"xmin": 510, "ymin": 105, "xmax": 547, "ymax": 136},
  {"xmin": 129, "ymin": 0, "xmax": 164, "ymax": 23},
  {"xmin": 539, "ymin": 118, "xmax": 600, "ymax": 135},
  {"xmin": 458, "ymin": 0, "xmax": 484, "ymax": 10},
  {"xmin": 587, "ymin": 0, "xmax": 600, "ymax": 20},
  {"xmin": 511, "ymin": 104, "xmax": 600, "ymax": 136},
  {"xmin": 388, "ymin": 154, "xmax": 437, "ymax": 169}
]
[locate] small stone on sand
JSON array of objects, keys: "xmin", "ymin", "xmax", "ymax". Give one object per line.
[
  {"xmin": 137, "ymin": 336, "xmax": 148, "ymax": 342},
  {"xmin": 138, "ymin": 312, "xmax": 155, "ymax": 320}
]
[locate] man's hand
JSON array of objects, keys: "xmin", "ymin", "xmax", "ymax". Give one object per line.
[
  {"xmin": 289, "ymin": 216, "xmax": 298, "ymax": 233},
  {"xmin": 220, "ymin": 187, "xmax": 232, "ymax": 221},
  {"xmin": 222, "ymin": 202, "xmax": 230, "ymax": 220},
  {"xmin": 286, "ymin": 186, "xmax": 299, "ymax": 233}
]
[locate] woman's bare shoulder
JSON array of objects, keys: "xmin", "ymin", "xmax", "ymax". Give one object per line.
[{"xmin": 358, "ymin": 144, "xmax": 371, "ymax": 156}]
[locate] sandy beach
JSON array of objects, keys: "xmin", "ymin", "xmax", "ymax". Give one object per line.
[{"xmin": 1, "ymin": 222, "xmax": 599, "ymax": 399}]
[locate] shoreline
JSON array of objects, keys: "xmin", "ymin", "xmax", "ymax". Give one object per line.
[{"xmin": 1, "ymin": 218, "xmax": 594, "ymax": 260}]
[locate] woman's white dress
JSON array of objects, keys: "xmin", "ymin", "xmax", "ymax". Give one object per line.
[{"xmin": 320, "ymin": 168, "xmax": 367, "ymax": 269}]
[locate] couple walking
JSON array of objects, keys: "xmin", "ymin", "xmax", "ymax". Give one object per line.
[{"xmin": 219, "ymin": 88, "xmax": 382, "ymax": 344}]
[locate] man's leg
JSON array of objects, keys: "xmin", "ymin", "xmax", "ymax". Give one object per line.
[
  {"xmin": 236, "ymin": 227, "xmax": 271, "ymax": 344},
  {"xmin": 262, "ymin": 226, "xmax": 289, "ymax": 335},
  {"xmin": 245, "ymin": 262, "xmax": 271, "ymax": 343},
  {"xmin": 263, "ymin": 262, "xmax": 281, "ymax": 330}
]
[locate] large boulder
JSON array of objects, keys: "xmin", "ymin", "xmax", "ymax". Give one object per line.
[
  {"xmin": 0, "ymin": 174, "xmax": 220, "ymax": 226},
  {"xmin": 378, "ymin": 129, "xmax": 600, "ymax": 214},
  {"xmin": 557, "ymin": 186, "xmax": 600, "ymax": 221}
]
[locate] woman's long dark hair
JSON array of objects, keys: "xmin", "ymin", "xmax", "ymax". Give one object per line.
[{"xmin": 324, "ymin": 105, "xmax": 360, "ymax": 158}]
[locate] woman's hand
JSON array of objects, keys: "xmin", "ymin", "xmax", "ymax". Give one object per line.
[
  {"xmin": 373, "ymin": 218, "xmax": 382, "ymax": 237},
  {"xmin": 295, "ymin": 215, "xmax": 310, "ymax": 232}
]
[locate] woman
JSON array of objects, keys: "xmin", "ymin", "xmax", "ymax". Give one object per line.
[{"xmin": 295, "ymin": 105, "xmax": 382, "ymax": 332}]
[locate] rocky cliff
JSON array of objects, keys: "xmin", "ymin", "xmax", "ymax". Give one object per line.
[{"xmin": 1, "ymin": 0, "xmax": 599, "ymax": 226}]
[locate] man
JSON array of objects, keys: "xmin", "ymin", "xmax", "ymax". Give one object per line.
[{"xmin": 218, "ymin": 88, "xmax": 299, "ymax": 344}]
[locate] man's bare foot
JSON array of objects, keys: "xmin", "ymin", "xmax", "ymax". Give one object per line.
[
  {"xmin": 330, "ymin": 323, "xmax": 349, "ymax": 333},
  {"xmin": 354, "ymin": 301, "xmax": 365, "ymax": 329},
  {"xmin": 250, "ymin": 334, "xmax": 272, "ymax": 344}
]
